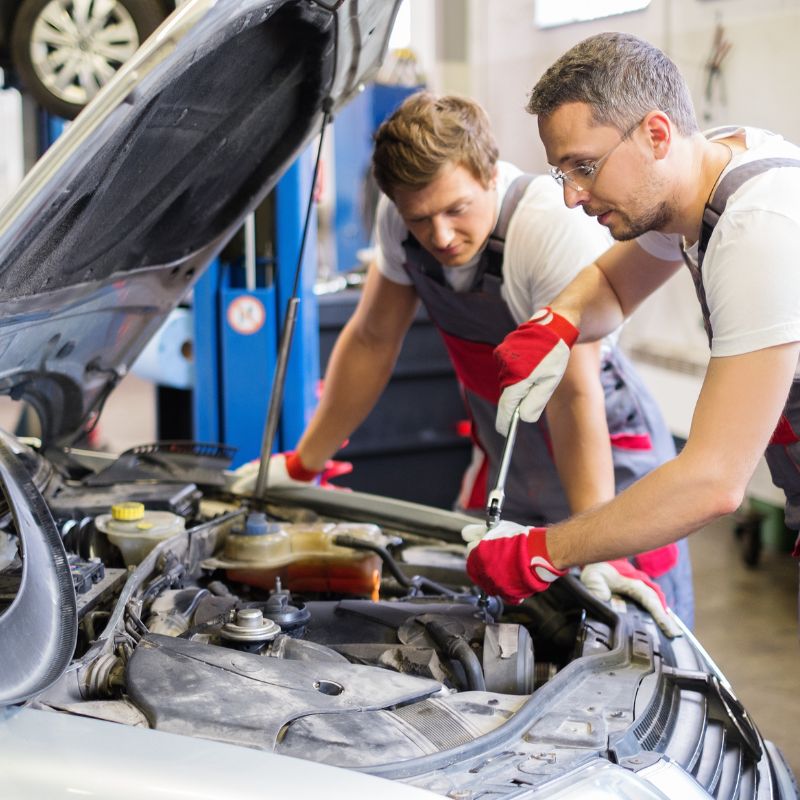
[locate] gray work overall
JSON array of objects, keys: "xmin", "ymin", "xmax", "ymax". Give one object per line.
[
  {"xmin": 686, "ymin": 148, "xmax": 800, "ymax": 559},
  {"xmin": 401, "ymin": 175, "xmax": 693, "ymax": 624}
]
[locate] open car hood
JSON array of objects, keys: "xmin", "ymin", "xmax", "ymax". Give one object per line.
[{"xmin": 0, "ymin": 0, "xmax": 400, "ymax": 445}]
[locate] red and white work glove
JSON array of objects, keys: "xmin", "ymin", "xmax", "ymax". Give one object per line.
[
  {"xmin": 227, "ymin": 451, "xmax": 352, "ymax": 495},
  {"xmin": 461, "ymin": 521, "xmax": 567, "ymax": 605},
  {"xmin": 494, "ymin": 307, "xmax": 579, "ymax": 434},
  {"xmin": 462, "ymin": 522, "xmax": 681, "ymax": 638},
  {"xmin": 579, "ymin": 560, "xmax": 681, "ymax": 638},
  {"xmin": 633, "ymin": 543, "xmax": 679, "ymax": 578}
]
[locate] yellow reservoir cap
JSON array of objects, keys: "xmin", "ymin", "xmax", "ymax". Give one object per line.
[{"xmin": 111, "ymin": 502, "xmax": 145, "ymax": 521}]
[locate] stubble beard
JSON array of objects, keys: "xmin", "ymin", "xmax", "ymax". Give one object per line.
[{"xmin": 607, "ymin": 200, "xmax": 673, "ymax": 241}]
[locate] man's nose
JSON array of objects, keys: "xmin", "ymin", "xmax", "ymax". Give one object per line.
[
  {"xmin": 563, "ymin": 182, "xmax": 590, "ymax": 209},
  {"xmin": 430, "ymin": 216, "xmax": 453, "ymax": 247}
]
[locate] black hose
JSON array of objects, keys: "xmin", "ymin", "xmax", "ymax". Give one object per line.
[
  {"xmin": 140, "ymin": 556, "xmax": 185, "ymax": 600},
  {"xmin": 422, "ymin": 618, "xmax": 485, "ymax": 692},
  {"xmin": 332, "ymin": 534, "xmax": 458, "ymax": 597}
]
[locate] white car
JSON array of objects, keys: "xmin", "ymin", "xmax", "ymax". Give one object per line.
[
  {"xmin": 2, "ymin": 0, "xmax": 172, "ymax": 118},
  {"xmin": 0, "ymin": 2, "xmax": 797, "ymax": 798}
]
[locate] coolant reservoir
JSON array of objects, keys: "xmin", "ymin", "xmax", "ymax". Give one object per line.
[
  {"xmin": 209, "ymin": 515, "xmax": 386, "ymax": 600},
  {"xmin": 95, "ymin": 502, "xmax": 186, "ymax": 566}
]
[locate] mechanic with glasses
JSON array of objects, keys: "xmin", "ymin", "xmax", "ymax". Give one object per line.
[
  {"xmin": 232, "ymin": 91, "xmax": 692, "ymax": 634},
  {"xmin": 550, "ymin": 118, "xmax": 643, "ymax": 193},
  {"xmin": 466, "ymin": 32, "xmax": 800, "ymax": 625}
]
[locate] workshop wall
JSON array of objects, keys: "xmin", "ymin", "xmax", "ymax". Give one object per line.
[{"xmin": 426, "ymin": 0, "xmax": 800, "ymax": 175}]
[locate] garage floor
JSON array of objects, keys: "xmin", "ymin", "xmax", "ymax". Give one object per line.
[
  {"xmin": 1, "ymin": 373, "xmax": 798, "ymax": 778},
  {"xmin": 689, "ymin": 518, "xmax": 800, "ymax": 778}
]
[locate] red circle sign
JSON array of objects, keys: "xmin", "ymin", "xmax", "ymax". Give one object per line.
[{"xmin": 227, "ymin": 295, "xmax": 266, "ymax": 335}]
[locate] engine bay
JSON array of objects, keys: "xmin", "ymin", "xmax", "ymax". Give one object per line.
[{"xmin": 0, "ymin": 439, "xmax": 617, "ymax": 770}]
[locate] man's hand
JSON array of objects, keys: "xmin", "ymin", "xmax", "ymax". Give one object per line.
[
  {"xmin": 494, "ymin": 307, "xmax": 579, "ymax": 433},
  {"xmin": 227, "ymin": 452, "xmax": 351, "ymax": 495},
  {"xmin": 462, "ymin": 520, "xmax": 567, "ymax": 605},
  {"xmin": 580, "ymin": 560, "xmax": 682, "ymax": 638}
]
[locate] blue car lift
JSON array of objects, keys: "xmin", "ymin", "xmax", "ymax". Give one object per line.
[
  {"xmin": 333, "ymin": 82, "xmax": 422, "ymax": 273},
  {"xmin": 192, "ymin": 145, "xmax": 320, "ymax": 468},
  {"xmin": 190, "ymin": 85, "xmax": 419, "ymax": 470},
  {"xmin": 38, "ymin": 111, "xmax": 319, "ymax": 469}
]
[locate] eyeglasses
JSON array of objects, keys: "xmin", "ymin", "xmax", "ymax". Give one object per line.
[{"xmin": 549, "ymin": 119, "xmax": 642, "ymax": 192}]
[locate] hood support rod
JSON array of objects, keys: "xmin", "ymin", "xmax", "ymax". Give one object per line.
[{"xmin": 254, "ymin": 102, "xmax": 333, "ymax": 499}]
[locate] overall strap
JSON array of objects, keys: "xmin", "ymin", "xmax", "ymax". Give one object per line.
[
  {"xmin": 404, "ymin": 235, "xmax": 445, "ymax": 285},
  {"xmin": 484, "ymin": 174, "xmax": 535, "ymax": 277},
  {"xmin": 699, "ymin": 157, "xmax": 800, "ymax": 268}
]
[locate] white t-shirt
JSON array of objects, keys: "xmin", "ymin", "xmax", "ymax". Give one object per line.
[
  {"xmin": 375, "ymin": 161, "xmax": 613, "ymax": 326},
  {"xmin": 636, "ymin": 127, "xmax": 800, "ymax": 361}
]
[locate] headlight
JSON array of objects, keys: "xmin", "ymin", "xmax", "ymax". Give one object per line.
[{"xmin": 523, "ymin": 758, "xmax": 710, "ymax": 799}]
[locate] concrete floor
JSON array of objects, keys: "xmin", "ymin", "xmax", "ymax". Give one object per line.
[
  {"xmin": 689, "ymin": 517, "xmax": 800, "ymax": 777},
  {"xmin": 1, "ymin": 374, "xmax": 798, "ymax": 779}
]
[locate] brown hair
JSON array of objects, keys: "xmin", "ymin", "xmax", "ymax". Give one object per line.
[
  {"xmin": 372, "ymin": 91, "xmax": 499, "ymax": 199},
  {"xmin": 527, "ymin": 32, "xmax": 699, "ymax": 136}
]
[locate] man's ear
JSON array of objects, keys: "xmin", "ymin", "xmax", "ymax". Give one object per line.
[{"xmin": 643, "ymin": 111, "xmax": 672, "ymax": 160}]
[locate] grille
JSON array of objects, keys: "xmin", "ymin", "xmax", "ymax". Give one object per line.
[{"xmin": 633, "ymin": 667, "xmax": 764, "ymax": 799}]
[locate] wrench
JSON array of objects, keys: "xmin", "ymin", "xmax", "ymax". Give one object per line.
[
  {"xmin": 485, "ymin": 404, "xmax": 521, "ymax": 529},
  {"xmin": 475, "ymin": 404, "xmax": 522, "ymax": 617}
]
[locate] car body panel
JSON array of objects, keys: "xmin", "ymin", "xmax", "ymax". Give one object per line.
[
  {"xmin": 0, "ymin": 431, "xmax": 76, "ymax": 704},
  {"xmin": 1, "ymin": 706, "xmax": 441, "ymax": 799},
  {"xmin": 0, "ymin": 0, "xmax": 399, "ymax": 444}
]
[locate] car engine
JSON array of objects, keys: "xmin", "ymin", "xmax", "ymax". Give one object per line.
[
  {"xmin": 0, "ymin": 439, "xmax": 604, "ymax": 763},
  {"xmin": 2, "ymin": 437, "xmax": 783, "ymax": 799}
]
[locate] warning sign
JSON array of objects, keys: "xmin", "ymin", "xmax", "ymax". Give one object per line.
[{"xmin": 226, "ymin": 295, "xmax": 266, "ymax": 336}]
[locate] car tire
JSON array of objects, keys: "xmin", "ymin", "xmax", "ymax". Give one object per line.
[{"xmin": 10, "ymin": 0, "xmax": 168, "ymax": 119}]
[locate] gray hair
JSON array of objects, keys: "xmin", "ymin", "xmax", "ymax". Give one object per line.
[{"xmin": 527, "ymin": 32, "xmax": 699, "ymax": 136}]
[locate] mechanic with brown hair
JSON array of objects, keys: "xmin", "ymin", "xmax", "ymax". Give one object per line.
[
  {"xmin": 465, "ymin": 33, "xmax": 800, "ymax": 621},
  {"xmin": 235, "ymin": 91, "xmax": 693, "ymax": 633}
]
